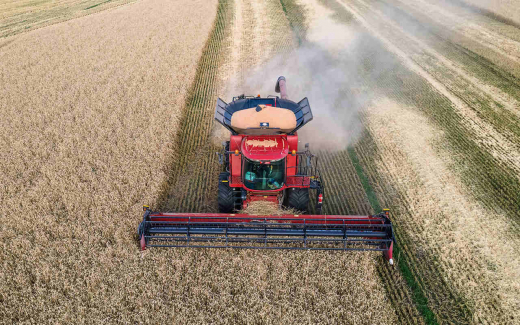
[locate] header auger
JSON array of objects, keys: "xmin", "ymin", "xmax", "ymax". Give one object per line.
[{"xmin": 138, "ymin": 76, "xmax": 395, "ymax": 264}]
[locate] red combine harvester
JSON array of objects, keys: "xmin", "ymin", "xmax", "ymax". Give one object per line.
[{"xmin": 138, "ymin": 77, "xmax": 395, "ymax": 264}]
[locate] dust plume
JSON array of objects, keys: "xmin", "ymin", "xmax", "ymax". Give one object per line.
[{"xmin": 227, "ymin": 1, "xmax": 375, "ymax": 151}]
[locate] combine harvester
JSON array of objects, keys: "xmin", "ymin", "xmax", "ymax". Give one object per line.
[{"xmin": 138, "ymin": 77, "xmax": 395, "ymax": 264}]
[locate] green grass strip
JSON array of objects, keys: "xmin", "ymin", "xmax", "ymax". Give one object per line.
[
  {"xmin": 85, "ymin": 0, "xmax": 112, "ymax": 10},
  {"xmin": 279, "ymin": 0, "xmax": 300, "ymax": 46},
  {"xmin": 348, "ymin": 146, "xmax": 438, "ymax": 325},
  {"xmin": 392, "ymin": 241, "xmax": 438, "ymax": 324},
  {"xmin": 347, "ymin": 147, "xmax": 381, "ymax": 212}
]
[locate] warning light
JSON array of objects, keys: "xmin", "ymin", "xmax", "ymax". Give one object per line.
[
  {"xmin": 291, "ymin": 150, "xmax": 296, "ymax": 155},
  {"xmin": 257, "ymin": 94, "xmax": 261, "ymax": 97},
  {"xmin": 235, "ymin": 149, "xmax": 239, "ymax": 155}
]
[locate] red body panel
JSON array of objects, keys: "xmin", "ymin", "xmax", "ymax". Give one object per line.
[
  {"xmin": 241, "ymin": 135, "xmax": 289, "ymax": 161},
  {"xmin": 286, "ymin": 176, "xmax": 311, "ymax": 186},
  {"xmin": 229, "ymin": 135, "xmax": 243, "ymax": 185},
  {"xmin": 247, "ymin": 195, "xmax": 279, "ymax": 205},
  {"xmin": 149, "ymin": 212, "xmax": 387, "ymax": 225},
  {"xmin": 286, "ymin": 134, "xmax": 298, "ymax": 176}
]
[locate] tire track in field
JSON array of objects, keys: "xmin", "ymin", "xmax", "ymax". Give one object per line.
[
  {"xmin": 350, "ymin": 0, "xmax": 520, "ymax": 173},
  {"xmin": 396, "ymin": 0, "xmax": 520, "ymax": 63},
  {"xmin": 336, "ymin": 0, "xmax": 520, "ymax": 223}
]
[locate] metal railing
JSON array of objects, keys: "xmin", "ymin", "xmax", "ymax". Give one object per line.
[
  {"xmin": 139, "ymin": 214, "xmax": 393, "ymax": 252},
  {"xmin": 285, "ymin": 151, "xmax": 323, "ymax": 189}
]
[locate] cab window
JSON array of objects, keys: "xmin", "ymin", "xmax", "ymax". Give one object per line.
[{"xmin": 243, "ymin": 159, "xmax": 284, "ymax": 190}]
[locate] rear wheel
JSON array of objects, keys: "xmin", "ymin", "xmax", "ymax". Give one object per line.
[
  {"xmin": 285, "ymin": 188, "xmax": 309, "ymax": 212},
  {"xmin": 218, "ymin": 172, "xmax": 234, "ymax": 213}
]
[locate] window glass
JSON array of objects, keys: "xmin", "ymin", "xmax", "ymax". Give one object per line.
[{"xmin": 243, "ymin": 159, "xmax": 285, "ymax": 190}]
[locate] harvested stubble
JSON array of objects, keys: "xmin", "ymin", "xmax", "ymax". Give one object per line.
[
  {"xmin": 460, "ymin": 0, "xmax": 520, "ymax": 25},
  {"xmin": 345, "ymin": 0, "xmax": 520, "ymax": 185},
  {"xmin": 239, "ymin": 200, "xmax": 300, "ymax": 216},
  {"xmin": 0, "ymin": 0, "xmax": 218, "ymax": 322},
  {"xmin": 281, "ymin": 0, "xmax": 424, "ymax": 323}
]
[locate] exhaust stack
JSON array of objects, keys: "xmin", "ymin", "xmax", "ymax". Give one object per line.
[{"xmin": 275, "ymin": 76, "xmax": 288, "ymax": 99}]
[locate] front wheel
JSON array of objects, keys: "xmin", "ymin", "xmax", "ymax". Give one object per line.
[
  {"xmin": 285, "ymin": 188, "xmax": 309, "ymax": 213},
  {"xmin": 218, "ymin": 172, "xmax": 234, "ymax": 213}
]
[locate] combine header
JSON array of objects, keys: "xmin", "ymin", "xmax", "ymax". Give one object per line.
[{"xmin": 138, "ymin": 76, "xmax": 395, "ymax": 264}]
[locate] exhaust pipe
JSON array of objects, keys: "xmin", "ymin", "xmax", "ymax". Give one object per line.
[{"xmin": 275, "ymin": 76, "xmax": 288, "ymax": 99}]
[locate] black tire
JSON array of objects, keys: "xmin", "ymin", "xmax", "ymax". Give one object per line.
[
  {"xmin": 285, "ymin": 188, "xmax": 309, "ymax": 212},
  {"xmin": 218, "ymin": 172, "xmax": 234, "ymax": 213}
]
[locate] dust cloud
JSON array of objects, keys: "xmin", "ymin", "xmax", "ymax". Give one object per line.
[{"xmin": 227, "ymin": 1, "xmax": 375, "ymax": 151}]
